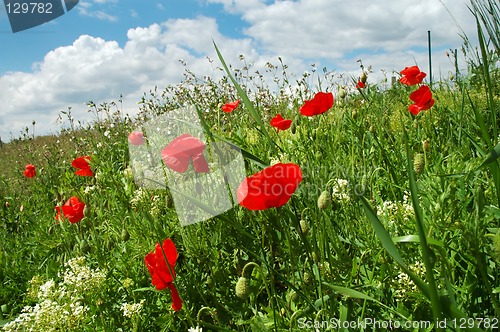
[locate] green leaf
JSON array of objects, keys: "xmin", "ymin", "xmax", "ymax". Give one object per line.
[
  {"xmin": 477, "ymin": 141, "xmax": 500, "ymax": 169},
  {"xmin": 392, "ymin": 235, "xmax": 444, "ymax": 247},
  {"xmin": 357, "ymin": 195, "xmax": 431, "ymax": 299}
]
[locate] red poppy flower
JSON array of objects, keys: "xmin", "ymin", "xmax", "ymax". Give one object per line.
[
  {"xmin": 144, "ymin": 238, "xmax": 182, "ymax": 312},
  {"xmin": 162, "ymin": 134, "xmax": 209, "ymax": 173},
  {"xmin": 237, "ymin": 163, "xmax": 302, "ymax": 210},
  {"xmin": 72, "ymin": 156, "xmax": 93, "ymax": 177},
  {"xmin": 270, "ymin": 114, "xmax": 292, "ymax": 131},
  {"xmin": 299, "ymin": 92, "xmax": 334, "ymax": 116},
  {"xmin": 221, "ymin": 100, "xmax": 240, "ymax": 113},
  {"xmin": 399, "ymin": 66, "xmax": 427, "ymax": 86},
  {"xmin": 55, "ymin": 196, "xmax": 85, "ymax": 224},
  {"xmin": 408, "ymin": 85, "xmax": 435, "ymax": 115},
  {"xmin": 23, "ymin": 164, "xmax": 36, "ymax": 178},
  {"xmin": 356, "ymin": 81, "xmax": 366, "ymax": 89},
  {"xmin": 128, "ymin": 131, "xmax": 145, "ymax": 146}
]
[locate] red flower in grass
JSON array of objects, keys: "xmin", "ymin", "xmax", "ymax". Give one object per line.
[
  {"xmin": 144, "ymin": 238, "xmax": 182, "ymax": 312},
  {"xmin": 270, "ymin": 114, "xmax": 292, "ymax": 131},
  {"xmin": 400, "ymin": 66, "xmax": 427, "ymax": 86},
  {"xmin": 162, "ymin": 134, "xmax": 209, "ymax": 173},
  {"xmin": 356, "ymin": 81, "xmax": 366, "ymax": 89},
  {"xmin": 128, "ymin": 131, "xmax": 145, "ymax": 146},
  {"xmin": 237, "ymin": 163, "xmax": 302, "ymax": 210},
  {"xmin": 408, "ymin": 85, "xmax": 435, "ymax": 115},
  {"xmin": 55, "ymin": 196, "xmax": 85, "ymax": 224},
  {"xmin": 23, "ymin": 164, "xmax": 36, "ymax": 178},
  {"xmin": 299, "ymin": 92, "xmax": 334, "ymax": 116},
  {"xmin": 72, "ymin": 156, "xmax": 93, "ymax": 177},
  {"xmin": 221, "ymin": 100, "xmax": 240, "ymax": 113}
]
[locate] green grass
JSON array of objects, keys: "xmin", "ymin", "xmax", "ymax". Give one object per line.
[{"xmin": 1, "ymin": 3, "xmax": 500, "ymax": 331}]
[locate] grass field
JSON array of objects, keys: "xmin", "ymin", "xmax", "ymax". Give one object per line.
[{"xmin": 1, "ymin": 1, "xmax": 500, "ymax": 331}]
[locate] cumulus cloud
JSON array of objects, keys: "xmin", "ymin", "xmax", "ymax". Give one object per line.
[
  {"xmin": 0, "ymin": 16, "xmax": 260, "ymax": 140},
  {"xmin": 0, "ymin": 0, "xmax": 479, "ymax": 140}
]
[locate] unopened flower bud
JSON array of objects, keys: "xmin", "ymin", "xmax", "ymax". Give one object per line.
[
  {"xmin": 299, "ymin": 219, "xmax": 308, "ymax": 235},
  {"xmin": 413, "ymin": 153, "xmax": 425, "ymax": 174},
  {"xmin": 338, "ymin": 87, "xmax": 347, "ymax": 99},
  {"xmin": 303, "ymin": 271, "xmax": 312, "ymax": 285},
  {"xmin": 235, "ymin": 277, "xmax": 250, "ymax": 299},
  {"xmin": 317, "ymin": 190, "xmax": 331, "ymax": 209}
]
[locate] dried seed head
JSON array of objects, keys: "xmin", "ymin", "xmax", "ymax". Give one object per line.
[{"xmin": 235, "ymin": 277, "xmax": 250, "ymax": 299}]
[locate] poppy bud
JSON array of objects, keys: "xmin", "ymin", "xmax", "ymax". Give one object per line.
[
  {"xmin": 299, "ymin": 219, "xmax": 308, "ymax": 235},
  {"xmin": 413, "ymin": 153, "xmax": 425, "ymax": 174},
  {"xmin": 317, "ymin": 190, "xmax": 331, "ymax": 210},
  {"xmin": 338, "ymin": 87, "xmax": 347, "ymax": 99},
  {"xmin": 422, "ymin": 139, "xmax": 430, "ymax": 152},
  {"xmin": 303, "ymin": 271, "xmax": 312, "ymax": 285},
  {"xmin": 288, "ymin": 289, "xmax": 298, "ymax": 302},
  {"xmin": 121, "ymin": 229, "xmax": 130, "ymax": 242},
  {"xmin": 351, "ymin": 110, "xmax": 358, "ymax": 119},
  {"xmin": 361, "ymin": 71, "xmax": 367, "ymax": 84},
  {"xmin": 369, "ymin": 125, "xmax": 375, "ymax": 133},
  {"xmin": 235, "ymin": 277, "xmax": 250, "ymax": 299}
]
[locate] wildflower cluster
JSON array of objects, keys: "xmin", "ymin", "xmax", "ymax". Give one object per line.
[{"xmin": 2, "ymin": 257, "xmax": 105, "ymax": 332}]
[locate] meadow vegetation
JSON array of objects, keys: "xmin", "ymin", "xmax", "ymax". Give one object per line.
[{"xmin": 1, "ymin": 1, "xmax": 499, "ymax": 330}]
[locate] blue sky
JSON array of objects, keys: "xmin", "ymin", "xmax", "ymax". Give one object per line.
[{"xmin": 0, "ymin": 0, "xmax": 475, "ymax": 141}]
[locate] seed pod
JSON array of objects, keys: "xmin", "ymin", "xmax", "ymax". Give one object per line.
[
  {"xmin": 317, "ymin": 190, "xmax": 331, "ymax": 210},
  {"xmin": 413, "ymin": 153, "xmax": 425, "ymax": 174},
  {"xmin": 235, "ymin": 277, "xmax": 250, "ymax": 299},
  {"xmin": 299, "ymin": 219, "xmax": 308, "ymax": 235}
]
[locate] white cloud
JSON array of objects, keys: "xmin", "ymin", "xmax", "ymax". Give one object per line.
[
  {"xmin": 77, "ymin": 0, "xmax": 118, "ymax": 21},
  {"xmin": 0, "ymin": 0, "xmax": 480, "ymax": 140}
]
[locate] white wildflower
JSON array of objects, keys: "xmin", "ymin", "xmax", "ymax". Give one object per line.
[{"xmin": 120, "ymin": 300, "xmax": 145, "ymax": 318}]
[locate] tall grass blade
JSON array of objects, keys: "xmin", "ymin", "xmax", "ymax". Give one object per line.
[{"xmin": 213, "ymin": 41, "xmax": 277, "ymax": 154}]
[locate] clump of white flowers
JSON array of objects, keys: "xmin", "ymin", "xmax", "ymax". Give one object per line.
[
  {"xmin": 2, "ymin": 256, "xmax": 105, "ymax": 332},
  {"xmin": 61, "ymin": 256, "xmax": 106, "ymax": 293},
  {"xmin": 331, "ymin": 179, "xmax": 350, "ymax": 202},
  {"xmin": 377, "ymin": 192, "xmax": 414, "ymax": 235},
  {"xmin": 394, "ymin": 262, "xmax": 426, "ymax": 300},
  {"xmin": 120, "ymin": 299, "xmax": 145, "ymax": 318}
]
